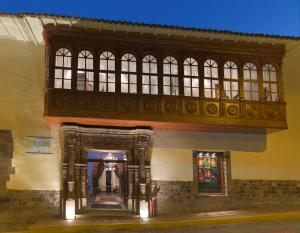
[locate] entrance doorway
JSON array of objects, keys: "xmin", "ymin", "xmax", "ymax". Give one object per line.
[{"xmin": 87, "ymin": 150, "xmax": 127, "ymax": 210}]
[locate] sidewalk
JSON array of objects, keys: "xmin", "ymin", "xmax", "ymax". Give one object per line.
[{"xmin": 7, "ymin": 207, "xmax": 300, "ymax": 233}]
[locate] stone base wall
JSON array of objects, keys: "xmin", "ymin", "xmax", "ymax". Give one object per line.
[{"xmin": 152, "ymin": 180, "xmax": 300, "ymax": 214}]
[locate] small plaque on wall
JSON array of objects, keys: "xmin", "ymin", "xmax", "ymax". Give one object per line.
[{"xmin": 26, "ymin": 136, "xmax": 52, "ymax": 154}]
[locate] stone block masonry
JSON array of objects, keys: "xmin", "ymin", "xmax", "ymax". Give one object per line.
[{"xmin": 152, "ymin": 180, "xmax": 300, "ymax": 214}]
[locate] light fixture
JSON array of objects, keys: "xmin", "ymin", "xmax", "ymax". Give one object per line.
[
  {"xmin": 65, "ymin": 198, "xmax": 75, "ymax": 220},
  {"xmin": 139, "ymin": 200, "xmax": 149, "ymax": 219}
]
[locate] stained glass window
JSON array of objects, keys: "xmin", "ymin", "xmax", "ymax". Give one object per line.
[{"xmin": 196, "ymin": 151, "xmax": 224, "ymax": 194}]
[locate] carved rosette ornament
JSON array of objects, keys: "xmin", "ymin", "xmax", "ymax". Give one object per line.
[
  {"xmin": 266, "ymin": 108, "xmax": 280, "ymax": 119},
  {"xmin": 226, "ymin": 104, "xmax": 239, "ymax": 118},
  {"xmin": 144, "ymin": 101, "xmax": 156, "ymax": 113},
  {"xmin": 165, "ymin": 101, "xmax": 178, "ymax": 113},
  {"xmin": 185, "ymin": 102, "xmax": 197, "ymax": 114},
  {"xmin": 206, "ymin": 103, "xmax": 218, "ymax": 116},
  {"xmin": 122, "ymin": 98, "xmax": 137, "ymax": 112},
  {"xmin": 246, "ymin": 105, "xmax": 259, "ymax": 118}
]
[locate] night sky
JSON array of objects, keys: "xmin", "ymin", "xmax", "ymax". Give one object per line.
[{"xmin": 1, "ymin": 0, "xmax": 299, "ymax": 36}]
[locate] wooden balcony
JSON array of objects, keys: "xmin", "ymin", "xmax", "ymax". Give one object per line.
[{"xmin": 44, "ymin": 89, "xmax": 287, "ymax": 132}]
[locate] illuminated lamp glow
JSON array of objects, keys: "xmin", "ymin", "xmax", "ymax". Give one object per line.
[
  {"xmin": 66, "ymin": 198, "xmax": 76, "ymax": 220},
  {"xmin": 140, "ymin": 200, "xmax": 149, "ymax": 219}
]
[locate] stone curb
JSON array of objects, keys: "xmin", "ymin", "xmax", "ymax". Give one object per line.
[{"xmin": 25, "ymin": 211, "xmax": 300, "ymax": 233}]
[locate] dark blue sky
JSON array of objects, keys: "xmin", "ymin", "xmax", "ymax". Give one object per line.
[{"xmin": 1, "ymin": 0, "xmax": 299, "ymax": 36}]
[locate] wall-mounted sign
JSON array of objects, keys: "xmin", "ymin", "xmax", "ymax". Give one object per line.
[{"xmin": 26, "ymin": 136, "xmax": 51, "ymax": 154}]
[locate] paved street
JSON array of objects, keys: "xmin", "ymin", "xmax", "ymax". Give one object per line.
[{"xmin": 98, "ymin": 221, "xmax": 300, "ymax": 233}]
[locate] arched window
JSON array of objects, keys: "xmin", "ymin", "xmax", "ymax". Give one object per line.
[
  {"xmin": 99, "ymin": 51, "xmax": 115, "ymax": 92},
  {"xmin": 204, "ymin": 59, "xmax": 219, "ymax": 98},
  {"xmin": 223, "ymin": 61, "xmax": 239, "ymax": 99},
  {"xmin": 263, "ymin": 64, "xmax": 278, "ymax": 102},
  {"xmin": 54, "ymin": 48, "xmax": 72, "ymax": 89},
  {"xmin": 184, "ymin": 58, "xmax": 199, "ymax": 97},
  {"xmin": 121, "ymin": 53, "xmax": 137, "ymax": 93},
  {"xmin": 142, "ymin": 55, "xmax": 158, "ymax": 95},
  {"xmin": 77, "ymin": 50, "xmax": 94, "ymax": 91},
  {"xmin": 163, "ymin": 56, "xmax": 178, "ymax": 95},
  {"xmin": 243, "ymin": 63, "xmax": 258, "ymax": 101}
]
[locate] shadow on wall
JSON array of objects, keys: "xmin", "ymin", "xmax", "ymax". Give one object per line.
[{"xmin": 153, "ymin": 130, "xmax": 267, "ymax": 152}]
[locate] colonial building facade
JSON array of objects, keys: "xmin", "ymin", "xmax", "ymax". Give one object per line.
[{"xmin": 0, "ymin": 13, "xmax": 300, "ymax": 220}]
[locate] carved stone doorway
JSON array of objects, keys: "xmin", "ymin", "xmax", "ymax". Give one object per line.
[{"xmin": 61, "ymin": 125, "xmax": 152, "ymax": 218}]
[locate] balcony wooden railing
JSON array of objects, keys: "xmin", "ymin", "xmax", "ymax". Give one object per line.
[{"xmin": 44, "ymin": 88, "xmax": 287, "ymax": 131}]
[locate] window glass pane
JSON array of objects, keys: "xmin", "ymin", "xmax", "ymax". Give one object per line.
[
  {"xmin": 184, "ymin": 87, "xmax": 191, "ymax": 96},
  {"xmin": 151, "ymin": 76, "xmax": 158, "ymax": 85},
  {"xmin": 192, "ymin": 88, "xmax": 199, "ymax": 97},
  {"xmin": 130, "ymin": 75, "xmax": 137, "ymax": 84},
  {"xmin": 163, "ymin": 64, "xmax": 169, "ymax": 74},
  {"xmin": 151, "ymin": 85, "xmax": 158, "ymax": 95},
  {"xmin": 150, "ymin": 63, "xmax": 157, "ymax": 73},
  {"xmin": 86, "ymin": 81, "xmax": 93, "ymax": 91},
  {"xmin": 130, "ymin": 84, "xmax": 137, "ymax": 93},
  {"xmin": 224, "ymin": 68, "xmax": 230, "ymax": 79},
  {"xmin": 108, "ymin": 83, "xmax": 115, "ymax": 92},
  {"xmin": 192, "ymin": 78, "xmax": 199, "ymax": 87},
  {"xmin": 64, "ymin": 70, "xmax": 72, "ymax": 80},
  {"xmin": 212, "ymin": 80, "xmax": 219, "ymax": 90},
  {"xmin": 129, "ymin": 61, "xmax": 136, "ymax": 72},
  {"xmin": 171, "ymin": 77, "xmax": 178, "ymax": 86},
  {"xmin": 99, "ymin": 83, "xmax": 107, "ymax": 92},
  {"xmin": 270, "ymin": 72, "xmax": 277, "ymax": 82},
  {"xmin": 231, "ymin": 69, "xmax": 238, "ymax": 79},
  {"xmin": 164, "ymin": 86, "xmax": 170, "ymax": 95},
  {"xmin": 163, "ymin": 76, "xmax": 170, "ymax": 85},
  {"xmin": 64, "ymin": 79, "xmax": 71, "ymax": 89},
  {"xmin": 263, "ymin": 71, "xmax": 269, "ymax": 81},
  {"xmin": 212, "ymin": 67, "xmax": 218, "ymax": 78},
  {"xmin": 252, "ymin": 82, "xmax": 258, "ymax": 91},
  {"xmin": 204, "ymin": 89, "xmax": 211, "ymax": 98},
  {"xmin": 121, "ymin": 74, "xmax": 128, "ymax": 84},
  {"xmin": 231, "ymin": 81, "xmax": 238, "ymax": 91},
  {"xmin": 204, "ymin": 79, "xmax": 211, "ymax": 88},
  {"xmin": 100, "ymin": 60, "xmax": 107, "ymax": 70},
  {"xmin": 108, "ymin": 60, "xmax": 115, "ymax": 71},
  {"xmin": 184, "ymin": 66, "xmax": 190, "ymax": 76},
  {"xmin": 64, "ymin": 56, "xmax": 71, "ymax": 67},
  {"xmin": 171, "ymin": 64, "xmax": 178, "ymax": 75},
  {"xmin": 271, "ymin": 83, "xmax": 277, "ymax": 92},
  {"xmin": 272, "ymin": 93, "xmax": 278, "ymax": 101},
  {"xmin": 204, "ymin": 67, "xmax": 211, "ymax": 77},
  {"xmin": 244, "ymin": 82, "xmax": 250, "ymax": 91},
  {"xmin": 143, "ymin": 75, "xmax": 149, "ymax": 85},
  {"xmin": 191, "ymin": 66, "xmax": 198, "ymax": 76},
  {"xmin": 143, "ymin": 63, "xmax": 149, "ymax": 73},
  {"xmin": 251, "ymin": 70, "xmax": 257, "ymax": 80},
  {"xmin": 122, "ymin": 62, "xmax": 128, "ymax": 72},
  {"xmin": 55, "ymin": 56, "xmax": 63, "ymax": 67},
  {"xmin": 54, "ymin": 79, "xmax": 62, "ymax": 88},
  {"xmin": 184, "ymin": 78, "xmax": 191, "ymax": 86},
  {"xmin": 244, "ymin": 70, "xmax": 250, "ymax": 80},
  {"xmin": 244, "ymin": 92, "xmax": 251, "ymax": 100},
  {"xmin": 87, "ymin": 72, "xmax": 94, "ymax": 82},
  {"xmin": 99, "ymin": 73, "xmax": 106, "ymax": 82},
  {"xmin": 108, "ymin": 73, "xmax": 115, "ymax": 82},
  {"xmin": 121, "ymin": 84, "xmax": 128, "ymax": 93},
  {"xmin": 86, "ymin": 59, "xmax": 93, "ymax": 70},
  {"xmin": 232, "ymin": 91, "xmax": 239, "ymax": 99},
  {"xmin": 171, "ymin": 86, "xmax": 179, "ymax": 95},
  {"xmin": 224, "ymin": 81, "xmax": 230, "ymax": 91},
  {"xmin": 253, "ymin": 92, "xmax": 259, "ymax": 101},
  {"xmin": 55, "ymin": 69, "xmax": 62, "ymax": 79},
  {"xmin": 142, "ymin": 85, "xmax": 149, "ymax": 94},
  {"xmin": 78, "ymin": 58, "xmax": 85, "ymax": 69}
]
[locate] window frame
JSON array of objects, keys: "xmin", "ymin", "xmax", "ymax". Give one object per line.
[
  {"xmin": 121, "ymin": 53, "xmax": 137, "ymax": 94},
  {"xmin": 54, "ymin": 48, "xmax": 72, "ymax": 89},
  {"xmin": 183, "ymin": 57, "xmax": 200, "ymax": 97},
  {"xmin": 194, "ymin": 150, "xmax": 227, "ymax": 196},
  {"xmin": 262, "ymin": 64, "xmax": 278, "ymax": 102},
  {"xmin": 76, "ymin": 49, "xmax": 94, "ymax": 91},
  {"xmin": 243, "ymin": 62, "xmax": 259, "ymax": 101},
  {"xmin": 99, "ymin": 51, "xmax": 116, "ymax": 93},
  {"xmin": 203, "ymin": 59, "xmax": 220, "ymax": 99},
  {"xmin": 223, "ymin": 61, "xmax": 239, "ymax": 100},
  {"xmin": 163, "ymin": 56, "xmax": 179, "ymax": 96},
  {"xmin": 142, "ymin": 54, "xmax": 158, "ymax": 95}
]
